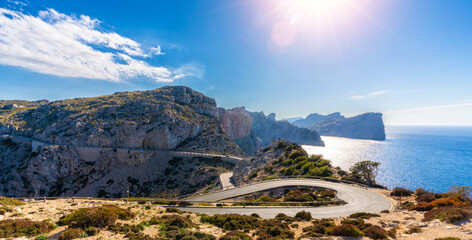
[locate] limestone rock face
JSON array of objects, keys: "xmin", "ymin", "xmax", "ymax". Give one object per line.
[
  {"xmin": 0, "ymin": 86, "xmax": 244, "ymax": 156},
  {"xmin": 0, "ymin": 135, "xmax": 234, "ymax": 197},
  {"xmin": 221, "ymin": 107, "xmax": 324, "ymax": 154},
  {"xmin": 293, "ymin": 112, "xmax": 386, "ymax": 140}
]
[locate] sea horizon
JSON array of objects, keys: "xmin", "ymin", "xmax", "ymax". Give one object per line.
[{"xmin": 303, "ymin": 125, "xmax": 472, "ymax": 193}]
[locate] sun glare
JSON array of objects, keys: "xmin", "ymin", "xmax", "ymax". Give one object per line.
[{"xmin": 263, "ymin": 0, "xmax": 376, "ymax": 54}]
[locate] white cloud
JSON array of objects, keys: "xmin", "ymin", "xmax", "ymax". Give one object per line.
[
  {"xmin": 0, "ymin": 8, "xmax": 196, "ymax": 82},
  {"xmin": 350, "ymin": 90, "xmax": 388, "ymax": 100}
]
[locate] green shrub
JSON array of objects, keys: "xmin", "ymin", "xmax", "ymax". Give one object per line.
[
  {"xmin": 109, "ymin": 223, "xmax": 144, "ymax": 234},
  {"xmin": 219, "ymin": 231, "xmax": 252, "ymax": 240},
  {"xmin": 416, "ymin": 193, "xmax": 437, "ymax": 203},
  {"xmin": 85, "ymin": 227, "xmax": 100, "ymax": 236},
  {"xmin": 57, "ymin": 228, "xmax": 84, "ymax": 240},
  {"xmin": 0, "ymin": 197, "xmax": 25, "ymax": 206},
  {"xmin": 149, "ymin": 214, "xmax": 196, "ymax": 229},
  {"xmin": 166, "ymin": 208, "xmax": 182, "ymax": 213},
  {"xmin": 363, "ymin": 225, "xmax": 388, "ymax": 239},
  {"xmin": 200, "ymin": 214, "xmax": 259, "ymax": 230},
  {"xmin": 248, "ymin": 172, "xmax": 258, "ymax": 179},
  {"xmin": 255, "ymin": 221, "xmax": 294, "ymax": 240},
  {"xmin": 101, "ymin": 205, "xmax": 135, "ymax": 220},
  {"xmin": 0, "ymin": 206, "xmax": 12, "ymax": 215},
  {"xmin": 348, "ymin": 212, "xmax": 380, "ymax": 219},
  {"xmin": 295, "ymin": 211, "xmax": 312, "ymax": 221},
  {"xmin": 274, "ymin": 141, "xmax": 288, "ymax": 151},
  {"xmin": 390, "ymin": 187, "xmax": 413, "ymax": 197},
  {"xmin": 329, "ymin": 224, "xmax": 364, "ymax": 237},
  {"xmin": 165, "ymin": 229, "xmax": 216, "ymax": 240},
  {"xmin": 57, "ymin": 206, "xmax": 119, "ymax": 229},
  {"xmin": 423, "ymin": 206, "xmax": 472, "ymax": 223},
  {"xmin": 289, "ymin": 150, "xmax": 305, "ymax": 160},
  {"xmin": 0, "ymin": 219, "xmax": 54, "ymax": 238},
  {"xmin": 35, "ymin": 234, "xmax": 50, "ymax": 240}
]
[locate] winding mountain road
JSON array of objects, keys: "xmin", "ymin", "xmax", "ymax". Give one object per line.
[{"xmin": 179, "ymin": 179, "xmax": 393, "ymax": 218}]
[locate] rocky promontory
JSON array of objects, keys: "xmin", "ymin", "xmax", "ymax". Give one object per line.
[
  {"xmin": 293, "ymin": 112, "xmax": 386, "ymax": 140},
  {"xmin": 220, "ymin": 107, "xmax": 324, "ymax": 154}
]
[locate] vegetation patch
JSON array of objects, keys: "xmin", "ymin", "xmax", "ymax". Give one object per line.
[
  {"xmin": 423, "ymin": 205, "xmax": 472, "ymax": 223},
  {"xmin": 0, "ymin": 219, "xmax": 55, "ymax": 238},
  {"xmin": 349, "ymin": 212, "xmax": 380, "ymax": 219},
  {"xmin": 219, "ymin": 231, "xmax": 252, "ymax": 240},
  {"xmin": 57, "ymin": 205, "xmax": 133, "ymax": 229},
  {"xmin": 0, "ymin": 196, "xmax": 25, "ymax": 206},
  {"xmin": 57, "ymin": 228, "xmax": 85, "ymax": 240}
]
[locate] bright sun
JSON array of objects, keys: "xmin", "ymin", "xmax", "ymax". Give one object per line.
[{"xmin": 264, "ymin": 0, "xmax": 375, "ymax": 52}]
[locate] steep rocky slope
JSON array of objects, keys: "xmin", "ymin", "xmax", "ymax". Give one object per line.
[
  {"xmin": 293, "ymin": 112, "xmax": 386, "ymax": 140},
  {"xmin": 220, "ymin": 107, "xmax": 324, "ymax": 154},
  {"xmin": 0, "ymin": 86, "xmax": 245, "ymax": 197},
  {"xmin": 0, "ymin": 86, "xmax": 243, "ymax": 156}
]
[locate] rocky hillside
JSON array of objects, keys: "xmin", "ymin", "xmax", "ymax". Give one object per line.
[
  {"xmin": 0, "ymin": 134, "xmax": 234, "ymax": 197},
  {"xmin": 220, "ymin": 107, "xmax": 324, "ymax": 154},
  {"xmin": 293, "ymin": 112, "xmax": 386, "ymax": 140},
  {"xmin": 233, "ymin": 140, "xmax": 346, "ymax": 185},
  {"xmin": 0, "ymin": 86, "xmax": 244, "ymax": 156},
  {"xmin": 0, "ymin": 86, "xmax": 248, "ymax": 197}
]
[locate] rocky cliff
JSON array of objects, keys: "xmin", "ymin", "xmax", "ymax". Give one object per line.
[
  {"xmin": 0, "ymin": 86, "xmax": 245, "ymax": 197},
  {"xmin": 293, "ymin": 112, "xmax": 386, "ymax": 140},
  {"xmin": 220, "ymin": 107, "xmax": 324, "ymax": 154},
  {"xmin": 0, "ymin": 86, "xmax": 244, "ymax": 156}
]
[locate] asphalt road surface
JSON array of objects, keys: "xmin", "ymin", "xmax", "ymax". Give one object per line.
[{"xmin": 178, "ymin": 179, "xmax": 393, "ymax": 218}]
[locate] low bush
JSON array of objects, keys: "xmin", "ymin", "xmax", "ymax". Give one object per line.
[
  {"xmin": 340, "ymin": 219, "xmax": 366, "ymax": 229},
  {"xmin": 165, "ymin": 229, "xmax": 216, "ymax": 240},
  {"xmin": 219, "ymin": 231, "xmax": 252, "ymax": 240},
  {"xmin": 0, "ymin": 197, "xmax": 25, "ymax": 206},
  {"xmin": 0, "ymin": 219, "xmax": 55, "ymax": 238},
  {"xmin": 0, "ymin": 206, "xmax": 12, "ymax": 215},
  {"xmin": 329, "ymin": 224, "xmax": 364, "ymax": 237},
  {"xmin": 151, "ymin": 214, "xmax": 196, "ymax": 229},
  {"xmin": 35, "ymin": 235, "xmax": 49, "ymax": 240},
  {"xmin": 200, "ymin": 214, "xmax": 260, "ymax": 230},
  {"xmin": 124, "ymin": 231, "xmax": 155, "ymax": 240},
  {"xmin": 57, "ymin": 206, "xmax": 121, "ymax": 229},
  {"xmin": 109, "ymin": 223, "xmax": 144, "ymax": 234},
  {"xmin": 85, "ymin": 227, "xmax": 100, "ymax": 236},
  {"xmin": 423, "ymin": 206, "xmax": 472, "ymax": 223},
  {"xmin": 349, "ymin": 212, "xmax": 380, "ymax": 219},
  {"xmin": 410, "ymin": 201, "xmax": 434, "ymax": 211},
  {"xmin": 57, "ymin": 228, "xmax": 84, "ymax": 240},
  {"xmin": 405, "ymin": 226, "xmax": 422, "ymax": 234},
  {"xmin": 390, "ymin": 187, "xmax": 413, "ymax": 197},
  {"xmin": 165, "ymin": 208, "xmax": 182, "ymax": 213},
  {"xmin": 101, "ymin": 205, "xmax": 135, "ymax": 220},
  {"xmin": 430, "ymin": 196, "xmax": 468, "ymax": 208},
  {"xmin": 255, "ymin": 221, "xmax": 294, "ymax": 240},
  {"xmin": 363, "ymin": 225, "xmax": 388, "ymax": 239},
  {"xmin": 416, "ymin": 193, "xmax": 437, "ymax": 203},
  {"xmin": 294, "ymin": 211, "xmax": 312, "ymax": 221},
  {"xmin": 415, "ymin": 188, "xmax": 428, "ymax": 196}
]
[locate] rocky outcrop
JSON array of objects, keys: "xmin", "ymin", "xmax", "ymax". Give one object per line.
[
  {"xmin": 0, "ymin": 86, "xmax": 247, "ymax": 197},
  {"xmin": 293, "ymin": 112, "xmax": 386, "ymax": 140},
  {"xmin": 220, "ymin": 107, "xmax": 324, "ymax": 154},
  {"xmin": 0, "ymin": 86, "xmax": 244, "ymax": 156},
  {"xmin": 0, "ymin": 135, "xmax": 234, "ymax": 197}
]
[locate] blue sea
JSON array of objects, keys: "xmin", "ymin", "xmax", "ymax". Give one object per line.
[{"xmin": 303, "ymin": 126, "xmax": 472, "ymax": 193}]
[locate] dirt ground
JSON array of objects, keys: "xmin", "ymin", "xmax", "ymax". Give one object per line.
[{"xmin": 1, "ymin": 195, "xmax": 471, "ymax": 240}]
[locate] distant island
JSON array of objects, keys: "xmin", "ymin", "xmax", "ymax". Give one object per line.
[{"xmin": 289, "ymin": 112, "xmax": 386, "ymax": 140}]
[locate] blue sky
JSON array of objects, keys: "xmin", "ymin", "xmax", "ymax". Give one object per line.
[{"xmin": 0, "ymin": 0, "xmax": 471, "ymax": 125}]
